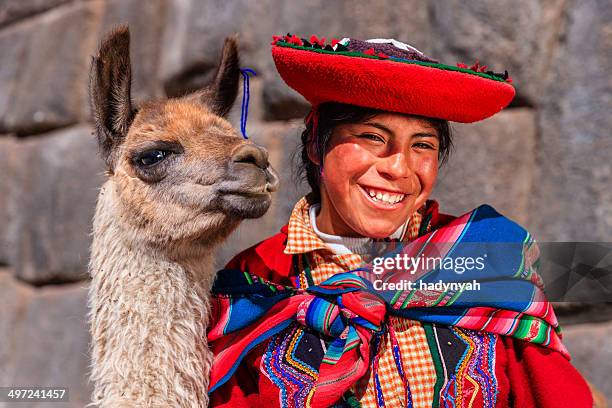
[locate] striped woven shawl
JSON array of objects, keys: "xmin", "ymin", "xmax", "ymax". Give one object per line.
[{"xmin": 207, "ymin": 204, "xmax": 566, "ymax": 407}]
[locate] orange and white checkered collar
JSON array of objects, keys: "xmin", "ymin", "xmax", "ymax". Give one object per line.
[
  {"xmin": 283, "ymin": 195, "xmax": 427, "ymax": 255},
  {"xmin": 284, "ymin": 196, "xmax": 328, "ymax": 254}
]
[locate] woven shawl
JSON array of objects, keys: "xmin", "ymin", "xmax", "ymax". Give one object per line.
[{"xmin": 208, "ymin": 204, "xmax": 566, "ymax": 407}]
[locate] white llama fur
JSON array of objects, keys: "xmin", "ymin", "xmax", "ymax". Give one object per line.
[{"xmin": 87, "ymin": 182, "xmax": 217, "ymax": 407}]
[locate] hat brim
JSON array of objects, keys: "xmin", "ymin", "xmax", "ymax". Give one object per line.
[{"xmin": 272, "ymin": 44, "xmax": 516, "ymax": 123}]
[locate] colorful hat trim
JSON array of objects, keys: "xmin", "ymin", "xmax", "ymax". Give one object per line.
[{"xmin": 273, "ymin": 35, "xmax": 512, "ymax": 84}]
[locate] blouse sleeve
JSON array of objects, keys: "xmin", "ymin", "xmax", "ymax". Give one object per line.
[{"xmin": 496, "ymin": 336, "xmax": 593, "ymax": 408}]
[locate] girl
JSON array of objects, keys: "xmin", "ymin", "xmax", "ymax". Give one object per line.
[{"xmin": 207, "ymin": 35, "xmax": 594, "ymax": 408}]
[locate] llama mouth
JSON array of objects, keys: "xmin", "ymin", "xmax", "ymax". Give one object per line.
[
  {"xmin": 218, "ymin": 186, "xmax": 271, "ymax": 198},
  {"xmin": 218, "ymin": 187, "xmax": 272, "ymax": 219},
  {"xmin": 216, "ymin": 165, "xmax": 278, "ymax": 219}
]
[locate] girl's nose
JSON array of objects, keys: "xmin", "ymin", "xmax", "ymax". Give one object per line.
[{"xmin": 377, "ymin": 152, "xmax": 412, "ymax": 180}]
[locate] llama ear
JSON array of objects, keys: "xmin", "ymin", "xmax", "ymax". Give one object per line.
[
  {"xmin": 203, "ymin": 35, "xmax": 240, "ymax": 117},
  {"xmin": 89, "ymin": 25, "xmax": 136, "ymax": 168}
]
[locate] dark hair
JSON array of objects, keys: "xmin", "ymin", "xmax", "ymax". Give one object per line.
[{"xmin": 293, "ymin": 102, "xmax": 454, "ymax": 203}]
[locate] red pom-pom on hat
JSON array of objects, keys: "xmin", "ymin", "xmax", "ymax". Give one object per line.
[{"xmin": 363, "ymin": 48, "xmax": 376, "ymax": 56}]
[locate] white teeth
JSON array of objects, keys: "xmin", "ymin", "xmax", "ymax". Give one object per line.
[{"xmin": 363, "ymin": 186, "xmax": 405, "ymax": 205}]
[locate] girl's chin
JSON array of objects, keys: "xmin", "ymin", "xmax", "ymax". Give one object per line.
[
  {"xmin": 354, "ymin": 223, "xmax": 403, "ymax": 239},
  {"xmin": 351, "ymin": 200, "xmax": 412, "ymax": 238},
  {"xmin": 349, "ymin": 205, "xmax": 411, "ymax": 238}
]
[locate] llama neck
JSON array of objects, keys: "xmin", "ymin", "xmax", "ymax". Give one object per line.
[{"xmin": 88, "ymin": 181, "xmax": 215, "ymax": 407}]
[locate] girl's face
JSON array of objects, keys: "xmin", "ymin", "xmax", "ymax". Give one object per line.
[{"xmin": 312, "ymin": 113, "xmax": 440, "ymax": 238}]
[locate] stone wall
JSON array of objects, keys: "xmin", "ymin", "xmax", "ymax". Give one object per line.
[{"xmin": 0, "ymin": 0, "xmax": 610, "ymax": 406}]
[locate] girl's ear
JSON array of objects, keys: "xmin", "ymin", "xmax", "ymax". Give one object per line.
[{"xmin": 306, "ymin": 138, "xmax": 321, "ymax": 166}]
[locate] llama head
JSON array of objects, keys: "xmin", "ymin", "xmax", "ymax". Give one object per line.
[{"xmin": 89, "ymin": 26, "xmax": 279, "ymax": 249}]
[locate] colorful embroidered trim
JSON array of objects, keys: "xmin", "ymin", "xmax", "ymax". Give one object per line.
[{"xmin": 272, "ymin": 35, "xmax": 513, "ymax": 84}]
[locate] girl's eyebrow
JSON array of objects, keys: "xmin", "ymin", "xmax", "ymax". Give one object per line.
[
  {"xmin": 362, "ymin": 121, "xmax": 394, "ymax": 136},
  {"xmin": 361, "ymin": 121, "xmax": 438, "ymax": 139},
  {"xmin": 413, "ymin": 132, "xmax": 439, "ymax": 139}
]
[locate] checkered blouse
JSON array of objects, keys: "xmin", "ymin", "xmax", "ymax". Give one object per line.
[{"xmin": 283, "ymin": 196, "xmax": 437, "ymax": 408}]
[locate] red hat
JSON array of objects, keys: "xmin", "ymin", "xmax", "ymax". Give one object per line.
[{"xmin": 271, "ymin": 34, "xmax": 515, "ymax": 123}]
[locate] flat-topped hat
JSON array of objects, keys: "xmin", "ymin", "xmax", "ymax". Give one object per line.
[{"xmin": 271, "ymin": 34, "xmax": 515, "ymax": 123}]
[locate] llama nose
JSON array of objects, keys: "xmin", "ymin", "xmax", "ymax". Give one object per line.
[{"xmin": 231, "ymin": 143, "xmax": 269, "ymax": 169}]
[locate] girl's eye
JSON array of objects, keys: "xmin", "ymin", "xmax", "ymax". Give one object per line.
[
  {"xmin": 413, "ymin": 142, "xmax": 436, "ymax": 150},
  {"xmin": 359, "ymin": 133, "xmax": 385, "ymax": 142},
  {"xmin": 136, "ymin": 150, "xmax": 170, "ymax": 166}
]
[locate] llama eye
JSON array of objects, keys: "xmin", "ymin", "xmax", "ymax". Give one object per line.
[{"xmin": 136, "ymin": 150, "xmax": 170, "ymax": 166}]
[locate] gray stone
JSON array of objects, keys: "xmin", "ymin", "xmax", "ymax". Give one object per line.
[
  {"xmin": 0, "ymin": 136, "xmax": 19, "ymax": 265},
  {"xmin": 158, "ymin": 0, "xmax": 234, "ymax": 97},
  {"xmin": 432, "ymin": 108, "xmax": 536, "ymax": 228},
  {"xmin": 94, "ymin": 0, "xmax": 168, "ymax": 103},
  {"xmin": 0, "ymin": 0, "xmax": 169, "ymax": 135},
  {"xmin": 430, "ymin": 0, "xmax": 568, "ymax": 106},
  {"xmin": 8, "ymin": 125, "xmax": 105, "ymax": 284},
  {"xmin": 0, "ymin": 2, "xmax": 99, "ymax": 134},
  {"xmin": 562, "ymin": 320, "xmax": 612, "ymax": 403},
  {"xmin": 0, "ymin": 23, "xmax": 32, "ymax": 130},
  {"xmin": 530, "ymin": 0, "xmax": 612, "ymax": 241},
  {"xmin": 0, "ymin": 272, "xmax": 32, "ymax": 381},
  {"xmin": 0, "ymin": 273, "xmax": 92, "ymax": 407},
  {"xmin": 160, "ymin": 0, "xmax": 435, "ymax": 120},
  {"xmin": 225, "ymin": 76, "xmax": 266, "ymax": 126},
  {"xmin": 0, "ymin": 0, "xmax": 72, "ymax": 28}
]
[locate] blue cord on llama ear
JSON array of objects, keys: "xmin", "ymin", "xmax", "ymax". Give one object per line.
[{"xmin": 240, "ymin": 68, "xmax": 256, "ymax": 139}]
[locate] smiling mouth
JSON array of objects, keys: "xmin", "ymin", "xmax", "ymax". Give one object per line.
[{"xmin": 358, "ymin": 184, "xmax": 407, "ymax": 206}]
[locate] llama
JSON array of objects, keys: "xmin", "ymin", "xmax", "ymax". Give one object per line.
[{"xmin": 86, "ymin": 26, "xmax": 279, "ymax": 407}]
